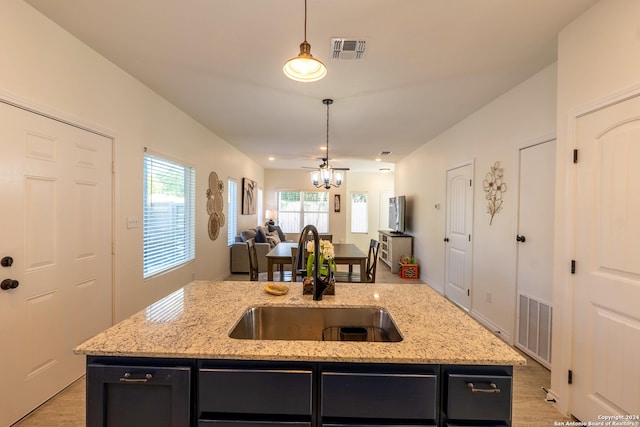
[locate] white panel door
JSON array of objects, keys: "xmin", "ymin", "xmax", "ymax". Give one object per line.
[
  {"xmin": 515, "ymin": 140, "xmax": 556, "ymax": 367},
  {"xmin": 0, "ymin": 102, "xmax": 113, "ymax": 426},
  {"xmin": 572, "ymin": 95, "xmax": 640, "ymax": 421},
  {"xmin": 445, "ymin": 163, "xmax": 473, "ymax": 310}
]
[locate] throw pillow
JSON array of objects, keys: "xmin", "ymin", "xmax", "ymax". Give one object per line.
[
  {"xmin": 268, "ymin": 224, "xmax": 287, "ymax": 242},
  {"xmin": 254, "ymin": 227, "xmax": 267, "ymax": 244},
  {"xmin": 266, "ymin": 235, "xmax": 280, "ymax": 248},
  {"xmin": 240, "ymin": 229, "xmax": 256, "ymax": 242},
  {"xmin": 274, "ymin": 225, "xmax": 286, "ymax": 242},
  {"xmin": 266, "ymin": 230, "xmax": 281, "ymax": 246}
]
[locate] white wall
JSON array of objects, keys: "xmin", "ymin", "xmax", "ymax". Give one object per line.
[
  {"xmin": 551, "ymin": 0, "xmax": 640, "ymax": 414},
  {"xmin": 0, "ymin": 0, "xmax": 263, "ymax": 321},
  {"xmin": 395, "ymin": 64, "xmax": 557, "ymax": 341},
  {"xmin": 345, "ymin": 172, "xmax": 394, "ymax": 252}
]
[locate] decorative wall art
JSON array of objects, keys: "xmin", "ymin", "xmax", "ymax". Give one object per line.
[
  {"xmin": 242, "ymin": 177, "xmax": 257, "ymax": 215},
  {"xmin": 482, "ymin": 161, "xmax": 507, "ymax": 225},
  {"xmin": 206, "ymin": 171, "xmax": 225, "ymax": 240},
  {"xmin": 334, "ymin": 194, "xmax": 341, "ymax": 212}
]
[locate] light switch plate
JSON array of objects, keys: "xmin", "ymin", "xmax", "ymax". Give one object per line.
[{"xmin": 127, "ymin": 216, "xmax": 139, "ymax": 229}]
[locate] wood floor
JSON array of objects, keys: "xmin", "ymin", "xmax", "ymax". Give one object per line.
[{"xmin": 13, "ymin": 263, "xmax": 575, "ymax": 426}]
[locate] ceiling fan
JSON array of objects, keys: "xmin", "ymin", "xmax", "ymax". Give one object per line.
[
  {"xmin": 302, "ymin": 156, "xmax": 350, "ymax": 171},
  {"xmin": 303, "ymin": 99, "xmax": 350, "ymax": 189}
]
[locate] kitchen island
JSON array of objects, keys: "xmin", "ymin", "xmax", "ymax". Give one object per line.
[{"xmin": 76, "ymin": 281, "xmax": 525, "ymax": 427}]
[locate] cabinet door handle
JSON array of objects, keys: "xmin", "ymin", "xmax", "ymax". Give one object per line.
[
  {"xmin": 119, "ymin": 372, "xmax": 153, "ymax": 383},
  {"xmin": 467, "ymin": 382, "xmax": 500, "ymax": 393}
]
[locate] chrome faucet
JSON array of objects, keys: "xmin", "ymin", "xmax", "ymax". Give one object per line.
[{"xmin": 296, "ymin": 224, "xmax": 330, "ymax": 301}]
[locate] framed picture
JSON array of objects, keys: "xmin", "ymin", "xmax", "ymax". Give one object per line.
[
  {"xmin": 334, "ymin": 194, "xmax": 341, "ymax": 212},
  {"xmin": 242, "ymin": 177, "xmax": 257, "ymax": 215}
]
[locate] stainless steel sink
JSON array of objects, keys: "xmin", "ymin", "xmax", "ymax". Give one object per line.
[{"xmin": 229, "ymin": 305, "xmax": 403, "ymax": 342}]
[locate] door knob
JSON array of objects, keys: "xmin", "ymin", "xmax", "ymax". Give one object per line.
[
  {"xmin": 444, "ymin": 237, "xmax": 449, "ymax": 242},
  {"xmin": 516, "ymin": 235, "xmax": 526, "ymax": 243},
  {"xmin": 1, "ymin": 257, "xmax": 13, "ymax": 267},
  {"xmin": 1, "ymin": 279, "xmax": 19, "ymax": 290}
]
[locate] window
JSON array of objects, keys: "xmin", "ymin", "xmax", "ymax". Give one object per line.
[
  {"xmin": 257, "ymin": 188, "xmax": 263, "ymax": 226},
  {"xmin": 351, "ymin": 192, "xmax": 368, "ymax": 233},
  {"xmin": 227, "ymin": 178, "xmax": 238, "ymax": 246},
  {"xmin": 143, "ymin": 152, "xmax": 195, "ymax": 278},
  {"xmin": 277, "ymin": 191, "xmax": 329, "ymax": 233}
]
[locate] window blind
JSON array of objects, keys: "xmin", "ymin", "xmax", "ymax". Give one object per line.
[
  {"xmin": 227, "ymin": 178, "xmax": 238, "ymax": 245},
  {"xmin": 143, "ymin": 152, "xmax": 195, "ymax": 278},
  {"xmin": 351, "ymin": 192, "xmax": 368, "ymax": 233}
]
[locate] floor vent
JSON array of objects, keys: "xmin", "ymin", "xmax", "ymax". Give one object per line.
[
  {"xmin": 517, "ymin": 293, "xmax": 552, "ymax": 367},
  {"xmin": 331, "ymin": 38, "xmax": 367, "ymax": 60}
]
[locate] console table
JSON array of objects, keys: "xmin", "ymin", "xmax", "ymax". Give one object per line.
[{"xmin": 379, "ymin": 230, "xmax": 413, "ymax": 274}]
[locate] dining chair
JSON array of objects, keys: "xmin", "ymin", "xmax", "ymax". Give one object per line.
[
  {"xmin": 248, "ymin": 238, "xmax": 293, "ymax": 282},
  {"xmin": 246, "ymin": 238, "xmax": 260, "ymax": 281},
  {"xmin": 334, "ymin": 239, "xmax": 380, "ymax": 283},
  {"xmin": 290, "ymin": 247, "xmax": 305, "ymax": 282},
  {"xmin": 364, "ymin": 239, "xmax": 381, "ymax": 283}
]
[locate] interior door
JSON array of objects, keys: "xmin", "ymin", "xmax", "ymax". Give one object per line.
[
  {"xmin": 571, "ymin": 94, "xmax": 640, "ymax": 420},
  {"xmin": 0, "ymin": 102, "xmax": 113, "ymax": 426},
  {"xmin": 444, "ymin": 163, "xmax": 473, "ymax": 310},
  {"xmin": 515, "ymin": 140, "xmax": 556, "ymax": 367}
]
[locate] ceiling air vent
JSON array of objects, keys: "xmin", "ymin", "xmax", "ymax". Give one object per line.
[{"xmin": 331, "ymin": 38, "xmax": 367, "ymax": 60}]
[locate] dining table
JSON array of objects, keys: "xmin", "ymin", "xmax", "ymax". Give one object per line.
[{"xmin": 265, "ymin": 242, "xmax": 368, "ymax": 283}]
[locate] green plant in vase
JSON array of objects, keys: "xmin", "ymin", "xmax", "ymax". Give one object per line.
[{"xmin": 305, "ymin": 239, "xmax": 336, "ymax": 294}]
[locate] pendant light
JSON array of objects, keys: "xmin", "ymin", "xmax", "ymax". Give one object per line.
[
  {"xmin": 283, "ymin": 0, "xmax": 327, "ymax": 83},
  {"xmin": 311, "ymin": 99, "xmax": 343, "ymax": 189}
]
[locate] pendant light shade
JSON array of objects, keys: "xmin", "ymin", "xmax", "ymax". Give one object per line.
[{"xmin": 283, "ymin": 0, "xmax": 326, "ymax": 83}]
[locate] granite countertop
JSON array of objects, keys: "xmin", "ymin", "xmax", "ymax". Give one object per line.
[{"xmin": 74, "ymin": 281, "xmax": 526, "ymax": 366}]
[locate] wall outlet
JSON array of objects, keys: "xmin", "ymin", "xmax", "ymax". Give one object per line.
[
  {"xmin": 127, "ymin": 216, "xmax": 140, "ymax": 229},
  {"xmin": 485, "ymin": 292, "xmax": 492, "ymax": 303}
]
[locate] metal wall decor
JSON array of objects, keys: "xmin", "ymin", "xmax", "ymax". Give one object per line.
[
  {"xmin": 242, "ymin": 177, "xmax": 257, "ymax": 215},
  {"xmin": 207, "ymin": 171, "xmax": 225, "ymax": 240},
  {"xmin": 482, "ymin": 161, "xmax": 507, "ymax": 225}
]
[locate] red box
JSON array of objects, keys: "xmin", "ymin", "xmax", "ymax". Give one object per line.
[{"xmin": 400, "ymin": 264, "xmax": 419, "ymax": 279}]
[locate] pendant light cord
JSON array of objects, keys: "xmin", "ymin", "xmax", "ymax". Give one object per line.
[
  {"xmin": 326, "ymin": 99, "xmax": 330, "ymax": 166},
  {"xmin": 304, "ymin": 0, "xmax": 308, "ymax": 42}
]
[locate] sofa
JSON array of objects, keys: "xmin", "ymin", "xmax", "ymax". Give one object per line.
[{"xmin": 230, "ymin": 225, "xmax": 290, "ymax": 273}]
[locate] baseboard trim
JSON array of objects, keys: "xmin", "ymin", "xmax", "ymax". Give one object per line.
[{"xmin": 470, "ymin": 309, "xmax": 512, "ymax": 345}]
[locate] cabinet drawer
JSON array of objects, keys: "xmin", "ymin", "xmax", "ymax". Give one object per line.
[
  {"xmin": 87, "ymin": 363, "xmax": 191, "ymax": 427},
  {"xmin": 325, "ymin": 424, "xmax": 436, "ymax": 427},
  {"xmin": 199, "ymin": 421, "xmax": 311, "ymax": 427},
  {"xmin": 445, "ymin": 424, "xmax": 508, "ymax": 427},
  {"xmin": 199, "ymin": 368, "xmax": 313, "ymax": 415},
  {"xmin": 321, "ymin": 372, "xmax": 437, "ymax": 420},
  {"xmin": 446, "ymin": 374, "xmax": 512, "ymax": 421}
]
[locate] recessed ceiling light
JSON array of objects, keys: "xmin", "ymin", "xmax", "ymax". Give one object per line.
[
  {"xmin": 375, "ymin": 158, "xmax": 382, "ymax": 162},
  {"xmin": 320, "ymin": 146, "xmax": 327, "ymax": 151},
  {"xmin": 268, "ymin": 156, "xmax": 275, "ymax": 161}
]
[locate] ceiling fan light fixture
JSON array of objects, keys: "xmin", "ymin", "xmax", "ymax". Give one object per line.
[
  {"xmin": 334, "ymin": 171, "xmax": 343, "ymax": 186},
  {"xmin": 283, "ymin": 0, "xmax": 326, "ymax": 83},
  {"xmin": 310, "ymin": 98, "xmax": 343, "ymax": 190}
]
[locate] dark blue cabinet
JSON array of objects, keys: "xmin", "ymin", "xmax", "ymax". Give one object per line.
[
  {"xmin": 87, "ymin": 357, "xmax": 193, "ymax": 427},
  {"xmin": 86, "ymin": 358, "xmax": 512, "ymax": 427},
  {"xmin": 442, "ymin": 365, "xmax": 513, "ymax": 427},
  {"xmin": 198, "ymin": 360, "xmax": 314, "ymax": 425},
  {"xmin": 320, "ymin": 364, "xmax": 438, "ymax": 426}
]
